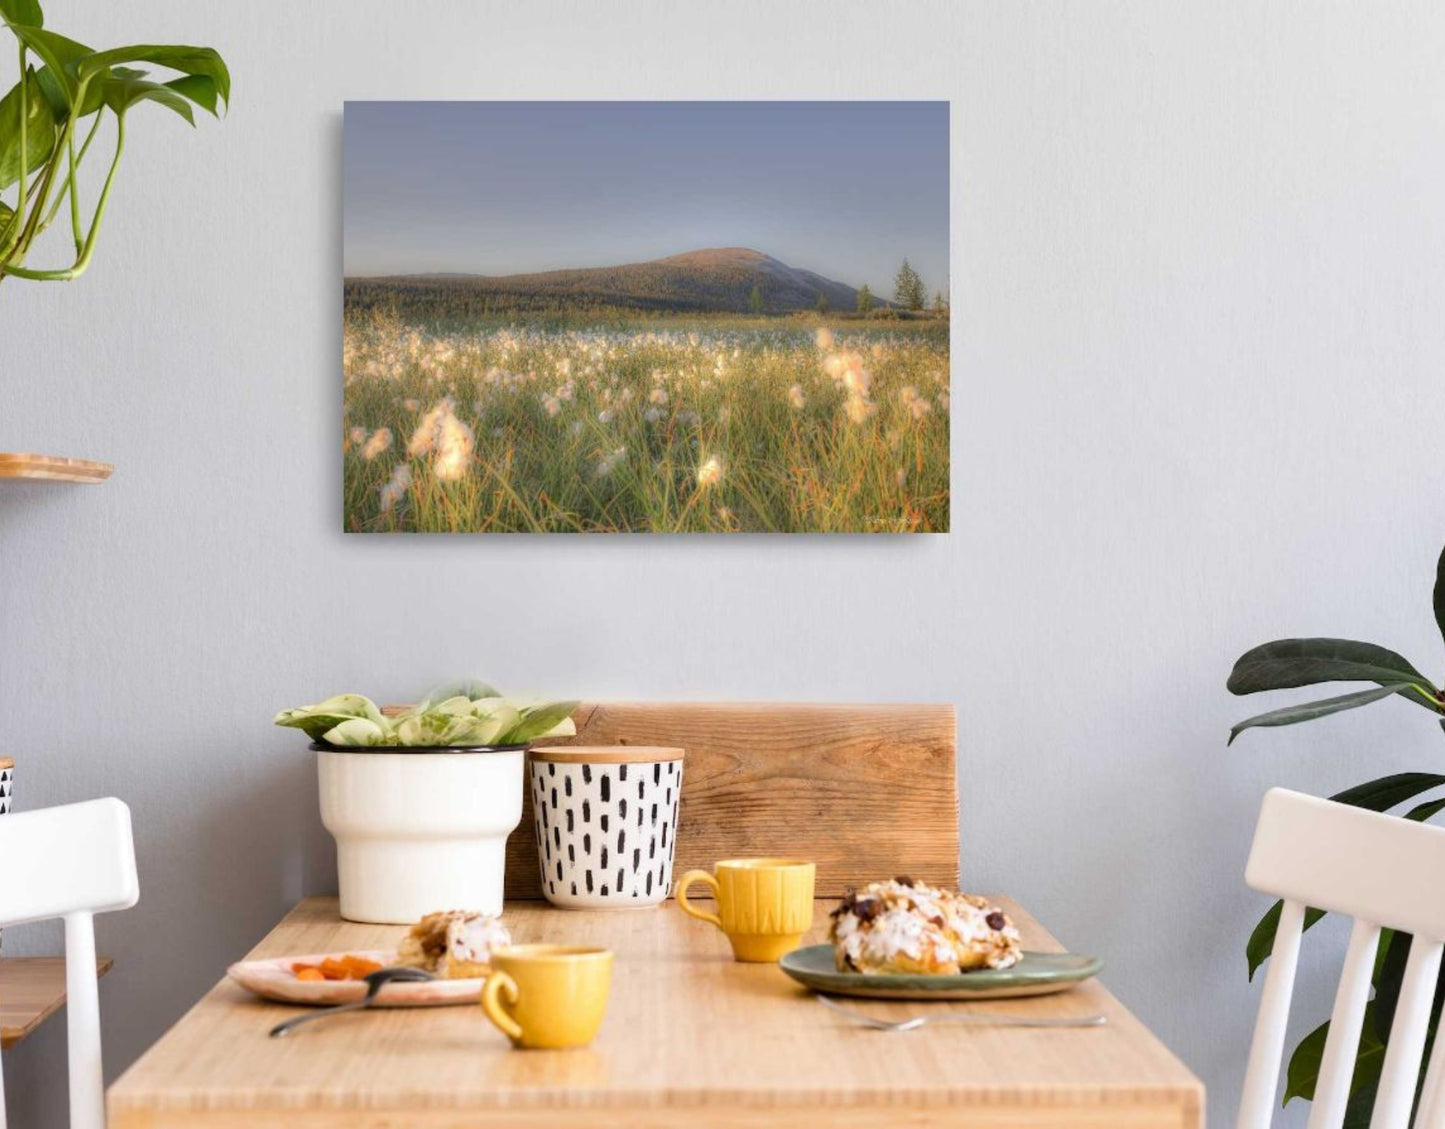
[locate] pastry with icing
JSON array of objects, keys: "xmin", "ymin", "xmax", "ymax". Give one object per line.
[
  {"xmin": 396, "ymin": 910, "xmax": 511, "ymax": 979},
  {"xmin": 828, "ymin": 878, "xmax": 1021, "ymax": 974}
]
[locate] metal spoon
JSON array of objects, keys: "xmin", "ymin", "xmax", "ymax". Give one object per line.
[
  {"xmin": 268, "ymin": 967, "xmax": 436, "ymax": 1037},
  {"xmin": 817, "ymin": 994, "xmax": 1108, "ymax": 1032}
]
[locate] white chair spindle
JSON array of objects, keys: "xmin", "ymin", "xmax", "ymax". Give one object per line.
[
  {"xmin": 1413, "ymin": 1013, "xmax": 1445, "ymax": 1129},
  {"xmin": 64, "ymin": 913, "xmax": 105, "ymax": 1129},
  {"xmin": 1370, "ymin": 935, "xmax": 1444, "ymax": 1129},
  {"xmin": 1307, "ymin": 918, "xmax": 1382, "ymax": 1129},
  {"xmin": 1237, "ymin": 898, "xmax": 1306, "ymax": 1129}
]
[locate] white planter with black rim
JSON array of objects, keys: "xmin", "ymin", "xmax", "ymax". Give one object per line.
[
  {"xmin": 529, "ymin": 746, "xmax": 684, "ymax": 909},
  {"xmin": 317, "ymin": 742, "xmax": 526, "ymax": 923}
]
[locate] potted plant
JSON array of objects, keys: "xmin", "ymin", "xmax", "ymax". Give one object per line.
[
  {"xmin": 0, "ymin": 0, "xmax": 229, "ymax": 285},
  {"xmin": 275, "ymin": 681, "xmax": 578, "ymax": 924},
  {"xmin": 1228, "ymin": 543, "xmax": 1445, "ymax": 1124}
]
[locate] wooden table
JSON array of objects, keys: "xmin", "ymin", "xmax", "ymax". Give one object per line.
[
  {"xmin": 1, "ymin": 956, "xmax": 114, "ymax": 1049},
  {"xmin": 108, "ymin": 896, "xmax": 1202, "ymax": 1128}
]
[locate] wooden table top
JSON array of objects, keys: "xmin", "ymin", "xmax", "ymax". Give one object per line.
[
  {"xmin": 1, "ymin": 956, "xmax": 113, "ymax": 1049},
  {"xmin": 107, "ymin": 896, "xmax": 1202, "ymax": 1129}
]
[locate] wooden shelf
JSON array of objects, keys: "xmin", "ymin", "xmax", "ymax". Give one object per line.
[
  {"xmin": 0, "ymin": 956, "xmax": 114, "ymax": 1048},
  {"xmin": 0, "ymin": 452, "xmax": 113, "ymax": 483}
]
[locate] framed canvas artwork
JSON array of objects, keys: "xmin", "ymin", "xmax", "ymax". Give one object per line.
[{"xmin": 343, "ymin": 101, "xmax": 949, "ymax": 533}]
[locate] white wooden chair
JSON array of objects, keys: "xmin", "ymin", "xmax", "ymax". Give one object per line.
[
  {"xmin": 1239, "ymin": 788, "xmax": 1445, "ymax": 1129},
  {"xmin": 0, "ymin": 799, "xmax": 139, "ymax": 1129}
]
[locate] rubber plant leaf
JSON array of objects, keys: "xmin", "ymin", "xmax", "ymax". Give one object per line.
[
  {"xmin": 1229, "ymin": 683, "xmax": 1414, "ymax": 744},
  {"xmin": 1228, "ymin": 638, "xmax": 1438, "ymax": 710}
]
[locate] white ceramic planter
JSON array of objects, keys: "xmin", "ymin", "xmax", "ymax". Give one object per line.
[
  {"xmin": 529, "ymin": 746, "xmax": 684, "ymax": 909},
  {"xmin": 317, "ymin": 746, "xmax": 525, "ymax": 923}
]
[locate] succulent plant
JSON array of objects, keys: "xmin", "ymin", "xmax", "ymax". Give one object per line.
[{"xmin": 274, "ymin": 681, "xmax": 578, "ymax": 749}]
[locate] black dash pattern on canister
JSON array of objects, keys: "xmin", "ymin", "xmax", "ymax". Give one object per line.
[{"xmin": 530, "ymin": 752, "xmax": 683, "ymax": 908}]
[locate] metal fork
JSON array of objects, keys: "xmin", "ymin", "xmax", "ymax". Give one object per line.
[
  {"xmin": 817, "ymin": 994, "xmax": 1108, "ymax": 1032},
  {"xmin": 269, "ymin": 967, "xmax": 436, "ymax": 1037}
]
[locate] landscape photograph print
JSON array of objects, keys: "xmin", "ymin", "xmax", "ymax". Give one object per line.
[{"xmin": 343, "ymin": 101, "xmax": 950, "ymax": 533}]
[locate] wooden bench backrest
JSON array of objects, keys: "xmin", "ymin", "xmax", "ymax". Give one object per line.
[{"xmin": 507, "ymin": 701, "xmax": 958, "ymax": 899}]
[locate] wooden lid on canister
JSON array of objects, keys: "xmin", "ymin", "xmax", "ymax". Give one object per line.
[{"xmin": 530, "ymin": 746, "xmax": 683, "ymax": 764}]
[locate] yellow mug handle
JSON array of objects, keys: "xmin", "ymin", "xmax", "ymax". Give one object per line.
[
  {"xmin": 676, "ymin": 870, "xmax": 723, "ymax": 929},
  {"xmin": 480, "ymin": 969, "xmax": 523, "ymax": 1042}
]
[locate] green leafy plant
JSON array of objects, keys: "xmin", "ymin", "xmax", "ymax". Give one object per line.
[
  {"xmin": 275, "ymin": 681, "xmax": 580, "ymax": 749},
  {"xmin": 1228, "ymin": 544, "xmax": 1445, "ymax": 1124},
  {"xmin": 0, "ymin": 0, "xmax": 228, "ymax": 284}
]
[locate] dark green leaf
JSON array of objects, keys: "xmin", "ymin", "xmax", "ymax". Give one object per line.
[
  {"xmin": 1244, "ymin": 774, "xmax": 1445, "ymax": 977},
  {"xmin": 0, "ymin": 69, "xmax": 57, "ymax": 189},
  {"xmin": 99, "ymin": 74, "xmax": 194, "ymax": 124},
  {"xmin": 1247, "ymin": 901, "xmax": 1326, "ymax": 979},
  {"xmin": 1228, "ymin": 638, "xmax": 1435, "ymax": 702},
  {"xmin": 0, "ymin": 0, "xmax": 41, "ymax": 27},
  {"xmin": 1406, "ymin": 796, "xmax": 1445, "ymax": 823},
  {"xmin": 164, "ymin": 74, "xmax": 220, "ymax": 117},
  {"xmin": 1435, "ymin": 544, "xmax": 1445, "ymax": 655},
  {"xmin": 1373, "ymin": 937, "xmax": 1445, "ymax": 1045},
  {"xmin": 1376, "ymin": 932, "xmax": 1411, "ymax": 1041},
  {"xmin": 76, "ymin": 45, "xmax": 229, "ymax": 108},
  {"xmin": 1284, "ymin": 1003, "xmax": 1386, "ymax": 1104},
  {"xmin": 1229, "ymin": 683, "xmax": 1414, "ymax": 744},
  {"xmin": 0, "ymin": 199, "xmax": 13, "ymax": 231},
  {"xmin": 1331, "ymin": 773, "xmax": 1445, "ymax": 810}
]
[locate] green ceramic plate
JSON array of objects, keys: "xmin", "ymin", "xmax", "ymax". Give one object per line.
[{"xmin": 778, "ymin": 945, "xmax": 1103, "ymax": 1000}]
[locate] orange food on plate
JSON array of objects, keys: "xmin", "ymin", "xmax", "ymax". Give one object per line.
[{"xmin": 290, "ymin": 954, "xmax": 383, "ymax": 981}]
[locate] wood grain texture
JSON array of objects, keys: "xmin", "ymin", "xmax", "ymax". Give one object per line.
[
  {"xmin": 0, "ymin": 956, "xmax": 114, "ymax": 1048},
  {"xmin": 107, "ymin": 897, "xmax": 1203, "ymax": 1129},
  {"xmin": 508, "ymin": 702, "xmax": 958, "ymax": 898},
  {"xmin": 0, "ymin": 453, "xmax": 113, "ymax": 483}
]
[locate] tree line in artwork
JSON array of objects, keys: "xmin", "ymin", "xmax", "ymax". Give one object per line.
[{"xmin": 748, "ymin": 258, "xmax": 948, "ymax": 318}]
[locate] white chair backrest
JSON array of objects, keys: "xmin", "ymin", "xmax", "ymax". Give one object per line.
[
  {"xmin": 1238, "ymin": 788, "xmax": 1445, "ymax": 1129},
  {"xmin": 0, "ymin": 799, "xmax": 139, "ymax": 1129}
]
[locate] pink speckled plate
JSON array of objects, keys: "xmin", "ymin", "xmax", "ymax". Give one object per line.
[{"xmin": 226, "ymin": 950, "xmax": 485, "ymax": 1007}]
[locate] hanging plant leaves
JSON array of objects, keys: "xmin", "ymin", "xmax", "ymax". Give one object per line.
[
  {"xmin": 76, "ymin": 44, "xmax": 229, "ymax": 109},
  {"xmin": 0, "ymin": 69, "xmax": 56, "ymax": 188},
  {"xmin": 0, "ymin": 0, "xmax": 42, "ymax": 28}
]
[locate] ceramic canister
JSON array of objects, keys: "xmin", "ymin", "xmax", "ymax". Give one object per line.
[{"xmin": 529, "ymin": 746, "xmax": 684, "ymax": 909}]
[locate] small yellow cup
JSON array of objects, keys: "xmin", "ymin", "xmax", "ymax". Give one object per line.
[
  {"xmin": 480, "ymin": 944, "xmax": 613, "ymax": 1049},
  {"xmin": 676, "ymin": 858, "xmax": 816, "ymax": 962}
]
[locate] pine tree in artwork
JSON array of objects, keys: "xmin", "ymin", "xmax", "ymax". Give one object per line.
[
  {"xmin": 856, "ymin": 283, "xmax": 874, "ymax": 314},
  {"xmin": 747, "ymin": 283, "xmax": 764, "ymax": 315},
  {"xmin": 815, "ymin": 291, "xmax": 829, "ymax": 313},
  {"xmin": 893, "ymin": 259, "xmax": 926, "ymax": 311}
]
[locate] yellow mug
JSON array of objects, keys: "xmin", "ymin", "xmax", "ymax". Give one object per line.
[
  {"xmin": 480, "ymin": 944, "xmax": 613, "ymax": 1049},
  {"xmin": 676, "ymin": 858, "xmax": 816, "ymax": 962}
]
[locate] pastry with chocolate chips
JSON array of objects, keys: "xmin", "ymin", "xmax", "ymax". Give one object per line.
[{"xmin": 828, "ymin": 879, "xmax": 1021, "ymax": 974}]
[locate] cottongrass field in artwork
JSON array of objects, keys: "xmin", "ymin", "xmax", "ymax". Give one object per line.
[
  {"xmin": 343, "ymin": 101, "xmax": 950, "ymax": 534},
  {"xmin": 344, "ymin": 314, "xmax": 949, "ymax": 533}
]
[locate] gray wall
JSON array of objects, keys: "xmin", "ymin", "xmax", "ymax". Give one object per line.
[{"xmin": 4, "ymin": 2, "xmax": 1444, "ymax": 1125}]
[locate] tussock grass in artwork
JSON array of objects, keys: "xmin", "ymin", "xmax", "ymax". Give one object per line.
[{"xmin": 343, "ymin": 310, "xmax": 949, "ymax": 534}]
